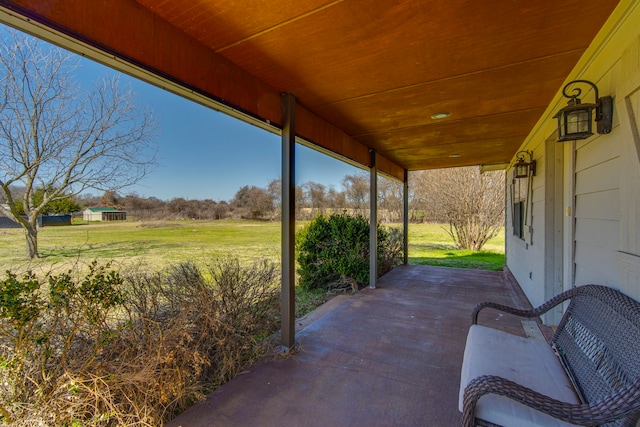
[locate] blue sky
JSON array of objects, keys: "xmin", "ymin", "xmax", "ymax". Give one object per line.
[{"xmin": 76, "ymin": 58, "xmax": 362, "ymax": 202}]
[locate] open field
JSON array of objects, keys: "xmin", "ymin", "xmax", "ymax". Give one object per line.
[
  {"xmin": 0, "ymin": 219, "xmax": 281, "ymax": 274},
  {"xmin": 408, "ymin": 223, "xmax": 505, "ymax": 270},
  {"xmin": 0, "ymin": 219, "xmax": 504, "ymax": 273}
]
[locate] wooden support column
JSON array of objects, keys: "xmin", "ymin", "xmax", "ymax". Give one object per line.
[
  {"xmin": 403, "ymin": 169, "xmax": 409, "ymax": 265},
  {"xmin": 281, "ymin": 93, "xmax": 296, "ymax": 349},
  {"xmin": 369, "ymin": 149, "xmax": 378, "ymax": 289}
]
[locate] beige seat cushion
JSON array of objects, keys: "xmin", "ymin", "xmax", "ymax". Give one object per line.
[{"xmin": 459, "ymin": 325, "xmax": 581, "ymax": 427}]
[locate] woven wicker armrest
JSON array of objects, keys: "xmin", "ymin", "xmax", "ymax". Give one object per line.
[
  {"xmin": 462, "ymin": 375, "xmax": 640, "ymax": 427},
  {"xmin": 471, "ymin": 287, "xmax": 580, "ymax": 325}
]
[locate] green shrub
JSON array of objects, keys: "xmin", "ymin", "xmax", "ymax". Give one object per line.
[{"xmin": 296, "ymin": 213, "xmax": 403, "ymax": 291}]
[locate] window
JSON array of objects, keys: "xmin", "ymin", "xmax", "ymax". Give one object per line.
[
  {"xmin": 513, "ymin": 201, "xmax": 524, "ymax": 239},
  {"xmin": 511, "ymin": 173, "xmax": 527, "ymax": 240}
]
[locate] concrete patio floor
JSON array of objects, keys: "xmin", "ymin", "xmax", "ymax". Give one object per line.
[{"xmin": 168, "ymin": 265, "xmax": 542, "ymax": 427}]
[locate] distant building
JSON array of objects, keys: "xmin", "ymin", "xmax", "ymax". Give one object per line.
[
  {"xmin": 41, "ymin": 215, "xmax": 73, "ymax": 226},
  {"xmin": 83, "ymin": 207, "xmax": 127, "ymax": 222},
  {"xmin": 0, "ymin": 205, "xmax": 17, "ymax": 228},
  {"xmin": 0, "ymin": 206, "xmax": 72, "ymax": 228},
  {"xmin": 0, "ymin": 215, "xmax": 21, "ymax": 228}
]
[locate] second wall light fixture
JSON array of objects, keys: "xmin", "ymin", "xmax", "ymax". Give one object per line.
[{"xmin": 513, "ymin": 151, "xmax": 536, "ymax": 179}]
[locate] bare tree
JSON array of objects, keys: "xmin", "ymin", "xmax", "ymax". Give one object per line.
[
  {"xmin": 304, "ymin": 181, "xmax": 327, "ymax": 216},
  {"xmin": 342, "ymin": 173, "xmax": 369, "ymax": 212},
  {"xmin": 326, "ymin": 185, "xmax": 346, "ymax": 210},
  {"xmin": 411, "ymin": 167, "xmax": 504, "ymax": 251},
  {"xmin": 230, "ymin": 185, "xmax": 275, "ymax": 220},
  {"xmin": 267, "ymin": 178, "xmax": 281, "ymax": 211},
  {"xmin": 100, "ymin": 190, "xmax": 123, "ymax": 209},
  {"xmin": 0, "ymin": 30, "xmax": 157, "ymax": 258},
  {"xmin": 378, "ymin": 176, "xmax": 403, "ymax": 223},
  {"xmin": 212, "ymin": 200, "xmax": 230, "ymax": 220}
]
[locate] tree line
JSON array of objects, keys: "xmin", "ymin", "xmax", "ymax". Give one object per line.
[
  {"xmin": 77, "ymin": 165, "xmax": 506, "ymax": 252},
  {"xmin": 2, "ymin": 166, "xmax": 505, "ymax": 252},
  {"xmin": 75, "ymin": 173, "xmax": 406, "ymax": 223}
]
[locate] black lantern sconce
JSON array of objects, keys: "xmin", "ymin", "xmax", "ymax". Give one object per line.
[
  {"xmin": 553, "ymin": 79, "xmax": 613, "ymax": 142},
  {"xmin": 513, "ymin": 151, "xmax": 536, "ymax": 179}
]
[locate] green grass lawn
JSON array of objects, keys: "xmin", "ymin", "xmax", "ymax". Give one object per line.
[
  {"xmin": 0, "ymin": 219, "xmax": 281, "ymax": 274},
  {"xmin": 407, "ymin": 223, "xmax": 505, "ymax": 271},
  {"xmin": 0, "ymin": 219, "xmax": 504, "ymax": 318},
  {"xmin": 0, "ymin": 219, "xmax": 504, "ymax": 273}
]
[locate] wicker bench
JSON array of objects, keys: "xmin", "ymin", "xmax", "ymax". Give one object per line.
[{"xmin": 459, "ymin": 285, "xmax": 640, "ymax": 427}]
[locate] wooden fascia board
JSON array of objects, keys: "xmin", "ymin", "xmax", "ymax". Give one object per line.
[{"xmin": 0, "ymin": 0, "xmax": 405, "ymax": 181}]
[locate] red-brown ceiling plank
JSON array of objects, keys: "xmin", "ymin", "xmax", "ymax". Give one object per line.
[
  {"xmin": 0, "ymin": 0, "xmax": 404, "ymax": 179},
  {"xmin": 135, "ymin": 0, "xmax": 341, "ymax": 52},
  {"xmin": 359, "ymin": 109, "xmax": 544, "ymax": 151},
  {"xmin": 216, "ymin": 0, "xmax": 618, "ymax": 106},
  {"xmin": 313, "ymin": 53, "xmax": 583, "ymax": 137},
  {"xmin": 390, "ymin": 138, "xmax": 523, "ymax": 170}
]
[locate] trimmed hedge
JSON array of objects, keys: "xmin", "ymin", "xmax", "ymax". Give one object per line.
[{"xmin": 296, "ymin": 213, "xmax": 402, "ymax": 291}]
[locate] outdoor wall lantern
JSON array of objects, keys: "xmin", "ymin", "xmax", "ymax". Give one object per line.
[
  {"xmin": 553, "ymin": 79, "xmax": 613, "ymax": 142},
  {"xmin": 513, "ymin": 151, "xmax": 536, "ymax": 179}
]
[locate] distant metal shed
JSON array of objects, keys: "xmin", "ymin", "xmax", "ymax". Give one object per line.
[
  {"xmin": 0, "ymin": 214, "xmax": 72, "ymax": 227},
  {"xmin": 0, "ymin": 216, "xmax": 21, "ymax": 228}
]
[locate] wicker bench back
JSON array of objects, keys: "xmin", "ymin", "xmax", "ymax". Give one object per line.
[{"xmin": 551, "ymin": 285, "xmax": 640, "ymax": 427}]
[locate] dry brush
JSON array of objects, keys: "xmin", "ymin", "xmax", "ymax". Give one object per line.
[{"xmin": 0, "ymin": 258, "xmax": 280, "ymax": 426}]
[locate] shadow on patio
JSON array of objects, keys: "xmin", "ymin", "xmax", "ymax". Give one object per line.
[{"xmin": 168, "ymin": 265, "xmax": 540, "ymax": 427}]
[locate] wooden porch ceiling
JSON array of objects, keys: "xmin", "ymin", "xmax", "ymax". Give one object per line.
[{"xmin": 0, "ymin": 0, "xmax": 619, "ymax": 181}]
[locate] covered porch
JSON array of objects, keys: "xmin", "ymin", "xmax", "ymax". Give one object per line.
[
  {"xmin": 168, "ymin": 265, "xmax": 544, "ymax": 427},
  {"xmin": 2, "ymin": 1, "xmax": 639, "ymax": 424},
  {"xmin": 0, "ymin": 0, "xmax": 629, "ymax": 346}
]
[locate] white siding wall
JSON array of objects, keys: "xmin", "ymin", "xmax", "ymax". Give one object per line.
[
  {"xmin": 506, "ymin": 143, "xmax": 547, "ymax": 308},
  {"xmin": 573, "ymin": 138, "xmax": 621, "ymax": 288},
  {"xmin": 617, "ymin": 36, "xmax": 640, "ymax": 301},
  {"xmin": 83, "ymin": 210, "xmax": 102, "ymax": 221},
  {"xmin": 506, "ymin": 2, "xmax": 640, "ymax": 321}
]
